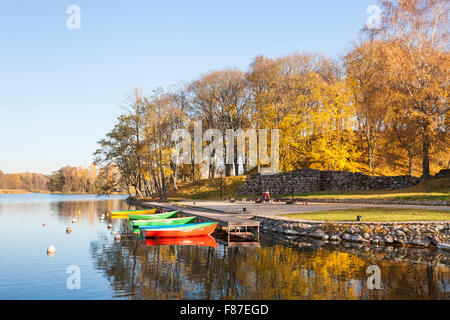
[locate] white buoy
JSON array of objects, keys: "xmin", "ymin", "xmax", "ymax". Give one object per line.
[
  {"xmin": 66, "ymin": 227, "xmax": 72, "ymax": 234},
  {"xmin": 47, "ymin": 245, "xmax": 56, "ymax": 256},
  {"xmin": 114, "ymin": 234, "xmax": 121, "ymax": 242},
  {"xmin": 72, "ymin": 219, "xmax": 77, "ymax": 224},
  {"xmin": 111, "ymin": 231, "xmax": 116, "ymax": 235},
  {"xmin": 107, "ymin": 224, "xmax": 113, "ymax": 229}
]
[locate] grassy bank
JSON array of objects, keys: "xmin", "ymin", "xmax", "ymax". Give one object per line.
[
  {"xmin": 239, "ymin": 177, "xmax": 449, "ymax": 202},
  {"xmin": 165, "ymin": 176, "xmax": 247, "ymax": 200},
  {"xmin": 282, "ymin": 207, "xmax": 450, "ymax": 222},
  {"xmin": 134, "ymin": 176, "xmax": 247, "ymax": 201},
  {"xmin": 134, "ymin": 176, "xmax": 449, "ymax": 202}
]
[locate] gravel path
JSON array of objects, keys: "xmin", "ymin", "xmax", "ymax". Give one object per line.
[{"xmin": 174, "ymin": 200, "xmax": 450, "ymax": 217}]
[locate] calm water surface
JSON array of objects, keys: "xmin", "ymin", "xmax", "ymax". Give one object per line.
[{"xmin": 0, "ymin": 194, "xmax": 448, "ymax": 300}]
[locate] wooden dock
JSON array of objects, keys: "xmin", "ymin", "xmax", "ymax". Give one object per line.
[{"xmin": 136, "ymin": 201, "xmax": 261, "ymax": 242}]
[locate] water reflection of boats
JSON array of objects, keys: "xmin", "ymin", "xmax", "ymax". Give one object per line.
[{"xmin": 145, "ymin": 235, "xmax": 218, "ymax": 247}]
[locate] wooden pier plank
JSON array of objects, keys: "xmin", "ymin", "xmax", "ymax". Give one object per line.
[{"xmin": 143, "ymin": 202, "xmax": 261, "ymax": 228}]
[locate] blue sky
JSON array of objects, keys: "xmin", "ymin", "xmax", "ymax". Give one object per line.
[{"xmin": 0, "ymin": 0, "xmax": 375, "ymax": 174}]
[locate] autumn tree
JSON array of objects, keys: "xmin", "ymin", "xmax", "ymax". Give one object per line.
[
  {"xmin": 344, "ymin": 40, "xmax": 392, "ymax": 175},
  {"xmin": 94, "ymin": 113, "xmax": 144, "ymax": 196},
  {"xmin": 380, "ymin": 0, "xmax": 449, "ymax": 178},
  {"xmin": 189, "ymin": 69, "xmax": 252, "ymax": 177},
  {"xmin": 247, "ymin": 53, "xmax": 357, "ymax": 172},
  {"xmin": 143, "ymin": 88, "xmax": 186, "ymax": 200}
]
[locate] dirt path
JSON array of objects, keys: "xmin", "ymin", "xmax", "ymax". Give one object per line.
[{"xmin": 173, "ymin": 200, "xmax": 450, "ymax": 217}]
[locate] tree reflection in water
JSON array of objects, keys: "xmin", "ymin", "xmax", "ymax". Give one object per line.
[{"xmin": 90, "ymin": 223, "xmax": 449, "ymax": 300}]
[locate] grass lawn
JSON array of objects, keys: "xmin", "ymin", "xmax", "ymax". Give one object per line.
[
  {"xmin": 282, "ymin": 207, "xmax": 450, "ymax": 222},
  {"xmin": 293, "ymin": 191, "xmax": 448, "ymax": 201},
  {"xmin": 137, "ymin": 176, "xmax": 449, "ymax": 202},
  {"xmin": 240, "ymin": 178, "xmax": 449, "ymax": 202}
]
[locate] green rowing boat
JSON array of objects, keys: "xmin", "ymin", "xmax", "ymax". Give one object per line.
[
  {"xmin": 128, "ymin": 210, "xmax": 179, "ymax": 221},
  {"xmin": 131, "ymin": 216, "xmax": 195, "ymax": 227}
]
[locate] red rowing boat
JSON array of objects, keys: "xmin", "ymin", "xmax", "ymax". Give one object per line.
[{"xmin": 141, "ymin": 221, "xmax": 218, "ymax": 238}]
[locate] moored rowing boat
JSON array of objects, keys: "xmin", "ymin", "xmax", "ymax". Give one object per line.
[
  {"xmin": 131, "ymin": 216, "xmax": 195, "ymax": 227},
  {"xmin": 111, "ymin": 208, "xmax": 156, "ymax": 215},
  {"xmin": 141, "ymin": 221, "xmax": 218, "ymax": 238},
  {"xmin": 129, "ymin": 211, "xmax": 178, "ymax": 220}
]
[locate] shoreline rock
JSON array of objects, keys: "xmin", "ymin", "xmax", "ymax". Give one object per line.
[{"xmin": 254, "ymin": 216, "xmax": 450, "ymax": 249}]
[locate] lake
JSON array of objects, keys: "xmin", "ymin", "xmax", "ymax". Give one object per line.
[{"xmin": 0, "ymin": 194, "xmax": 448, "ymax": 300}]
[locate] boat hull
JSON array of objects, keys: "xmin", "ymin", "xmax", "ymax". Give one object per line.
[
  {"xmin": 129, "ymin": 211, "xmax": 178, "ymax": 220},
  {"xmin": 131, "ymin": 216, "xmax": 195, "ymax": 227},
  {"xmin": 111, "ymin": 209, "xmax": 156, "ymax": 215},
  {"xmin": 141, "ymin": 222, "xmax": 218, "ymax": 238}
]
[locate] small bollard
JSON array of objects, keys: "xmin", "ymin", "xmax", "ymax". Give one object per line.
[{"xmin": 47, "ymin": 245, "xmax": 56, "ymax": 256}]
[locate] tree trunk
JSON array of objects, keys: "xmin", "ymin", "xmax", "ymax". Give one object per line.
[
  {"xmin": 134, "ymin": 184, "xmax": 143, "ymax": 197},
  {"xmin": 225, "ymin": 164, "xmax": 233, "ymax": 176},
  {"xmin": 407, "ymin": 149, "xmax": 414, "ymax": 176},
  {"xmin": 422, "ymin": 137, "xmax": 431, "ymax": 179},
  {"xmin": 151, "ymin": 170, "xmax": 162, "ymax": 199},
  {"xmin": 158, "ymin": 149, "xmax": 167, "ymax": 200},
  {"xmin": 173, "ymin": 164, "xmax": 179, "ymax": 191},
  {"xmin": 190, "ymin": 159, "xmax": 195, "ymax": 182},
  {"xmin": 234, "ymin": 150, "xmax": 239, "ymax": 176}
]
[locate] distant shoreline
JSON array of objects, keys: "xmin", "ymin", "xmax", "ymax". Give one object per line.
[
  {"xmin": 0, "ymin": 189, "xmax": 33, "ymax": 194},
  {"xmin": 0, "ymin": 189, "xmax": 128, "ymax": 195}
]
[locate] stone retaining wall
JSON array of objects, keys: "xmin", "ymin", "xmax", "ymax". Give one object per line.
[
  {"xmin": 238, "ymin": 168, "xmax": 420, "ymax": 195},
  {"xmin": 255, "ymin": 216, "xmax": 450, "ymax": 248}
]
